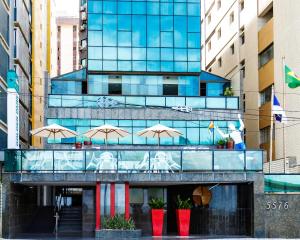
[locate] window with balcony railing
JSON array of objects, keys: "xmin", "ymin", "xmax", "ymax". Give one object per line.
[{"xmin": 259, "ymin": 44, "xmax": 273, "ymax": 68}]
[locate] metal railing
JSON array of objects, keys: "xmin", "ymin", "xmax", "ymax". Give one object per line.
[
  {"xmin": 48, "ymin": 94, "xmax": 239, "ymax": 110},
  {"xmin": 4, "ymin": 148, "xmax": 263, "ymax": 173}
]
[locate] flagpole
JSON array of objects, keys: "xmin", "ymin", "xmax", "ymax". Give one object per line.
[
  {"xmin": 282, "ymin": 56, "xmax": 286, "ymax": 173},
  {"xmin": 269, "ymin": 85, "xmax": 274, "ymax": 173}
]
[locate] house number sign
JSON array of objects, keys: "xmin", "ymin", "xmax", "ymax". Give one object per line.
[{"xmin": 266, "ymin": 201, "xmax": 289, "ymax": 210}]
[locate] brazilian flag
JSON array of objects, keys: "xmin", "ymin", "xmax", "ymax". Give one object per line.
[{"xmin": 285, "ymin": 65, "xmax": 300, "ymax": 88}]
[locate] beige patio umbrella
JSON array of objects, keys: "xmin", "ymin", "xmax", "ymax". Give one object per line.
[
  {"xmin": 30, "ymin": 123, "xmax": 78, "ymax": 141},
  {"xmin": 83, "ymin": 124, "xmax": 130, "ymax": 146},
  {"xmin": 136, "ymin": 124, "xmax": 182, "ymax": 146}
]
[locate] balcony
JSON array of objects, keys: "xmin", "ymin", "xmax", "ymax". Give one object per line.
[
  {"xmin": 48, "ymin": 95, "xmax": 239, "ymax": 110},
  {"xmin": 5, "ymin": 149, "xmax": 263, "ymax": 173}
]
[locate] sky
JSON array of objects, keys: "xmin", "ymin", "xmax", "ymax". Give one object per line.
[{"xmin": 54, "ymin": 0, "xmax": 79, "ymax": 17}]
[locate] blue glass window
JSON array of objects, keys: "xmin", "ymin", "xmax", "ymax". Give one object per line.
[
  {"xmin": 147, "ymin": 2, "xmax": 159, "ymax": 15},
  {"xmin": 174, "ymin": 49, "xmax": 187, "ymax": 61},
  {"xmin": 147, "ymin": 61, "xmax": 160, "ymax": 72},
  {"xmin": 103, "ymin": 1, "xmax": 116, "ymax": 14},
  {"xmin": 118, "ymin": 15, "xmax": 131, "ymax": 31},
  {"xmin": 187, "ymin": 128, "xmax": 199, "ymax": 144},
  {"xmin": 103, "ymin": 60, "xmax": 117, "ymax": 71},
  {"xmin": 132, "ymin": 15, "xmax": 146, "ymax": 47},
  {"xmin": 175, "ymin": 62, "xmax": 187, "ymax": 72},
  {"xmin": 174, "ymin": 3, "xmax": 187, "ymax": 15},
  {"xmin": 88, "ymin": 31, "xmax": 102, "ymax": 46},
  {"xmin": 132, "ymin": 2, "xmax": 146, "ymax": 14},
  {"xmin": 132, "ymin": 48, "xmax": 146, "ymax": 60},
  {"xmin": 188, "ymin": 16, "xmax": 200, "ymax": 32},
  {"xmin": 174, "ymin": 16, "xmax": 187, "ymax": 48},
  {"xmin": 132, "ymin": 61, "xmax": 146, "ymax": 71},
  {"xmin": 147, "ymin": 48, "xmax": 160, "ymax": 61},
  {"xmin": 103, "ymin": 47, "xmax": 117, "ymax": 60},
  {"xmin": 188, "ymin": 3, "xmax": 200, "ymax": 16},
  {"xmin": 161, "ymin": 32, "xmax": 173, "ymax": 47},
  {"xmin": 88, "ymin": 1, "xmax": 102, "ymax": 13},
  {"xmin": 118, "ymin": 47, "xmax": 131, "ymax": 60},
  {"xmin": 118, "ymin": 1, "xmax": 131, "ymax": 14},
  {"xmin": 88, "ymin": 75, "xmax": 108, "ymax": 94},
  {"xmin": 161, "ymin": 16, "xmax": 173, "ymax": 31},
  {"xmin": 86, "ymin": 0, "xmax": 201, "ymax": 73},
  {"xmin": 188, "ymin": 49, "xmax": 200, "ymax": 61},
  {"xmin": 207, "ymin": 83, "xmax": 225, "ymax": 96},
  {"xmin": 160, "ymin": 3, "xmax": 173, "ymax": 15},
  {"xmin": 88, "ymin": 14, "xmax": 102, "ymax": 30},
  {"xmin": 161, "ymin": 61, "xmax": 174, "ymax": 72},
  {"xmin": 188, "ymin": 62, "xmax": 200, "ymax": 72},
  {"xmin": 88, "ymin": 60, "xmax": 102, "ymax": 71},
  {"xmin": 147, "ymin": 16, "xmax": 160, "ymax": 47},
  {"xmin": 88, "ymin": 47, "xmax": 102, "ymax": 59},
  {"xmin": 188, "ymin": 33, "xmax": 200, "ymax": 48},
  {"xmin": 118, "ymin": 32, "xmax": 131, "ymax": 47},
  {"xmin": 118, "ymin": 61, "xmax": 132, "ymax": 71},
  {"xmin": 161, "ymin": 48, "xmax": 173, "ymax": 61},
  {"xmin": 103, "ymin": 15, "xmax": 117, "ymax": 46}
]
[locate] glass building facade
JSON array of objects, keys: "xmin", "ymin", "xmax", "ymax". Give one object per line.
[
  {"xmin": 87, "ymin": 0, "xmax": 201, "ymax": 73},
  {"xmin": 47, "ymin": 118, "xmax": 239, "ymax": 145}
]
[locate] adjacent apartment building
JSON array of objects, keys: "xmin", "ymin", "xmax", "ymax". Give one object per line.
[
  {"xmin": 2, "ymin": 0, "xmax": 300, "ymax": 239},
  {"xmin": 201, "ymin": 0, "xmax": 300, "ymax": 173},
  {"xmin": 0, "ymin": 0, "xmax": 32, "ymax": 149},
  {"xmin": 55, "ymin": 16, "xmax": 80, "ymax": 76},
  {"xmin": 31, "ymin": 0, "xmax": 54, "ymax": 148}
]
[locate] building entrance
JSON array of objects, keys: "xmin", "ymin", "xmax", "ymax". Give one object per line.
[
  {"xmin": 167, "ymin": 184, "xmax": 253, "ymax": 236},
  {"xmin": 56, "ymin": 187, "xmax": 83, "ymax": 207}
]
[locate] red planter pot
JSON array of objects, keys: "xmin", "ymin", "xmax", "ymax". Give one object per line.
[
  {"xmin": 176, "ymin": 209, "xmax": 191, "ymax": 236},
  {"xmin": 226, "ymin": 140, "xmax": 234, "ymax": 149},
  {"xmin": 75, "ymin": 142, "xmax": 82, "ymax": 149},
  {"xmin": 216, "ymin": 145, "xmax": 224, "ymax": 149},
  {"xmin": 151, "ymin": 209, "xmax": 164, "ymax": 236}
]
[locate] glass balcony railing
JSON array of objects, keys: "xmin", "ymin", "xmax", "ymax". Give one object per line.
[
  {"xmin": 4, "ymin": 149, "xmax": 263, "ymax": 173},
  {"xmin": 48, "ymin": 95, "xmax": 239, "ymax": 110}
]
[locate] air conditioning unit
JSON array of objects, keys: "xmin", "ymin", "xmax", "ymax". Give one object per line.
[
  {"xmin": 79, "ymin": 45, "xmax": 86, "ymax": 51},
  {"xmin": 81, "ymin": 12, "xmax": 87, "ymax": 21},
  {"xmin": 80, "ymin": 24, "xmax": 86, "ymax": 31},
  {"xmin": 288, "ymin": 156, "xmax": 297, "ymax": 168}
]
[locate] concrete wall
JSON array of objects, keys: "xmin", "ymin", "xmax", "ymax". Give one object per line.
[
  {"xmin": 274, "ymin": 0, "xmax": 300, "ymax": 171},
  {"xmin": 47, "ymin": 107, "xmax": 240, "ymax": 122},
  {"xmin": 263, "ymin": 194, "xmax": 300, "ymax": 238}
]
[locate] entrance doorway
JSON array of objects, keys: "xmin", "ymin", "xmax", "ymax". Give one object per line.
[
  {"xmin": 167, "ymin": 184, "xmax": 253, "ymax": 236},
  {"xmin": 56, "ymin": 187, "xmax": 83, "ymax": 207}
]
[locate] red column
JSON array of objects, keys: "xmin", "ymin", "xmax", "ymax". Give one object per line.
[
  {"xmin": 95, "ymin": 182, "xmax": 101, "ymax": 230},
  {"xmin": 125, "ymin": 182, "xmax": 130, "ymax": 220},
  {"xmin": 110, "ymin": 183, "xmax": 115, "ymax": 217}
]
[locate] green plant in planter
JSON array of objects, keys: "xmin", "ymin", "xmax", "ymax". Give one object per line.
[
  {"xmin": 102, "ymin": 215, "xmax": 135, "ymax": 230},
  {"xmin": 176, "ymin": 195, "xmax": 192, "ymax": 209},
  {"xmin": 149, "ymin": 197, "xmax": 165, "ymax": 209},
  {"xmin": 224, "ymin": 87, "xmax": 234, "ymax": 96},
  {"xmin": 217, "ymin": 139, "xmax": 226, "ymax": 146}
]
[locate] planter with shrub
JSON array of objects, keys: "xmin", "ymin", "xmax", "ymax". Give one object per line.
[
  {"xmin": 75, "ymin": 142, "xmax": 82, "ymax": 149},
  {"xmin": 149, "ymin": 197, "xmax": 165, "ymax": 236},
  {"xmin": 176, "ymin": 195, "xmax": 192, "ymax": 236},
  {"xmin": 226, "ymin": 137, "xmax": 234, "ymax": 149},
  {"xmin": 216, "ymin": 139, "xmax": 226, "ymax": 149},
  {"xmin": 95, "ymin": 215, "xmax": 141, "ymax": 239},
  {"xmin": 224, "ymin": 87, "xmax": 234, "ymax": 96}
]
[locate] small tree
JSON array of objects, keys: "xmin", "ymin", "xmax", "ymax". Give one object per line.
[{"xmin": 224, "ymin": 87, "xmax": 234, "ymax": 96}]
